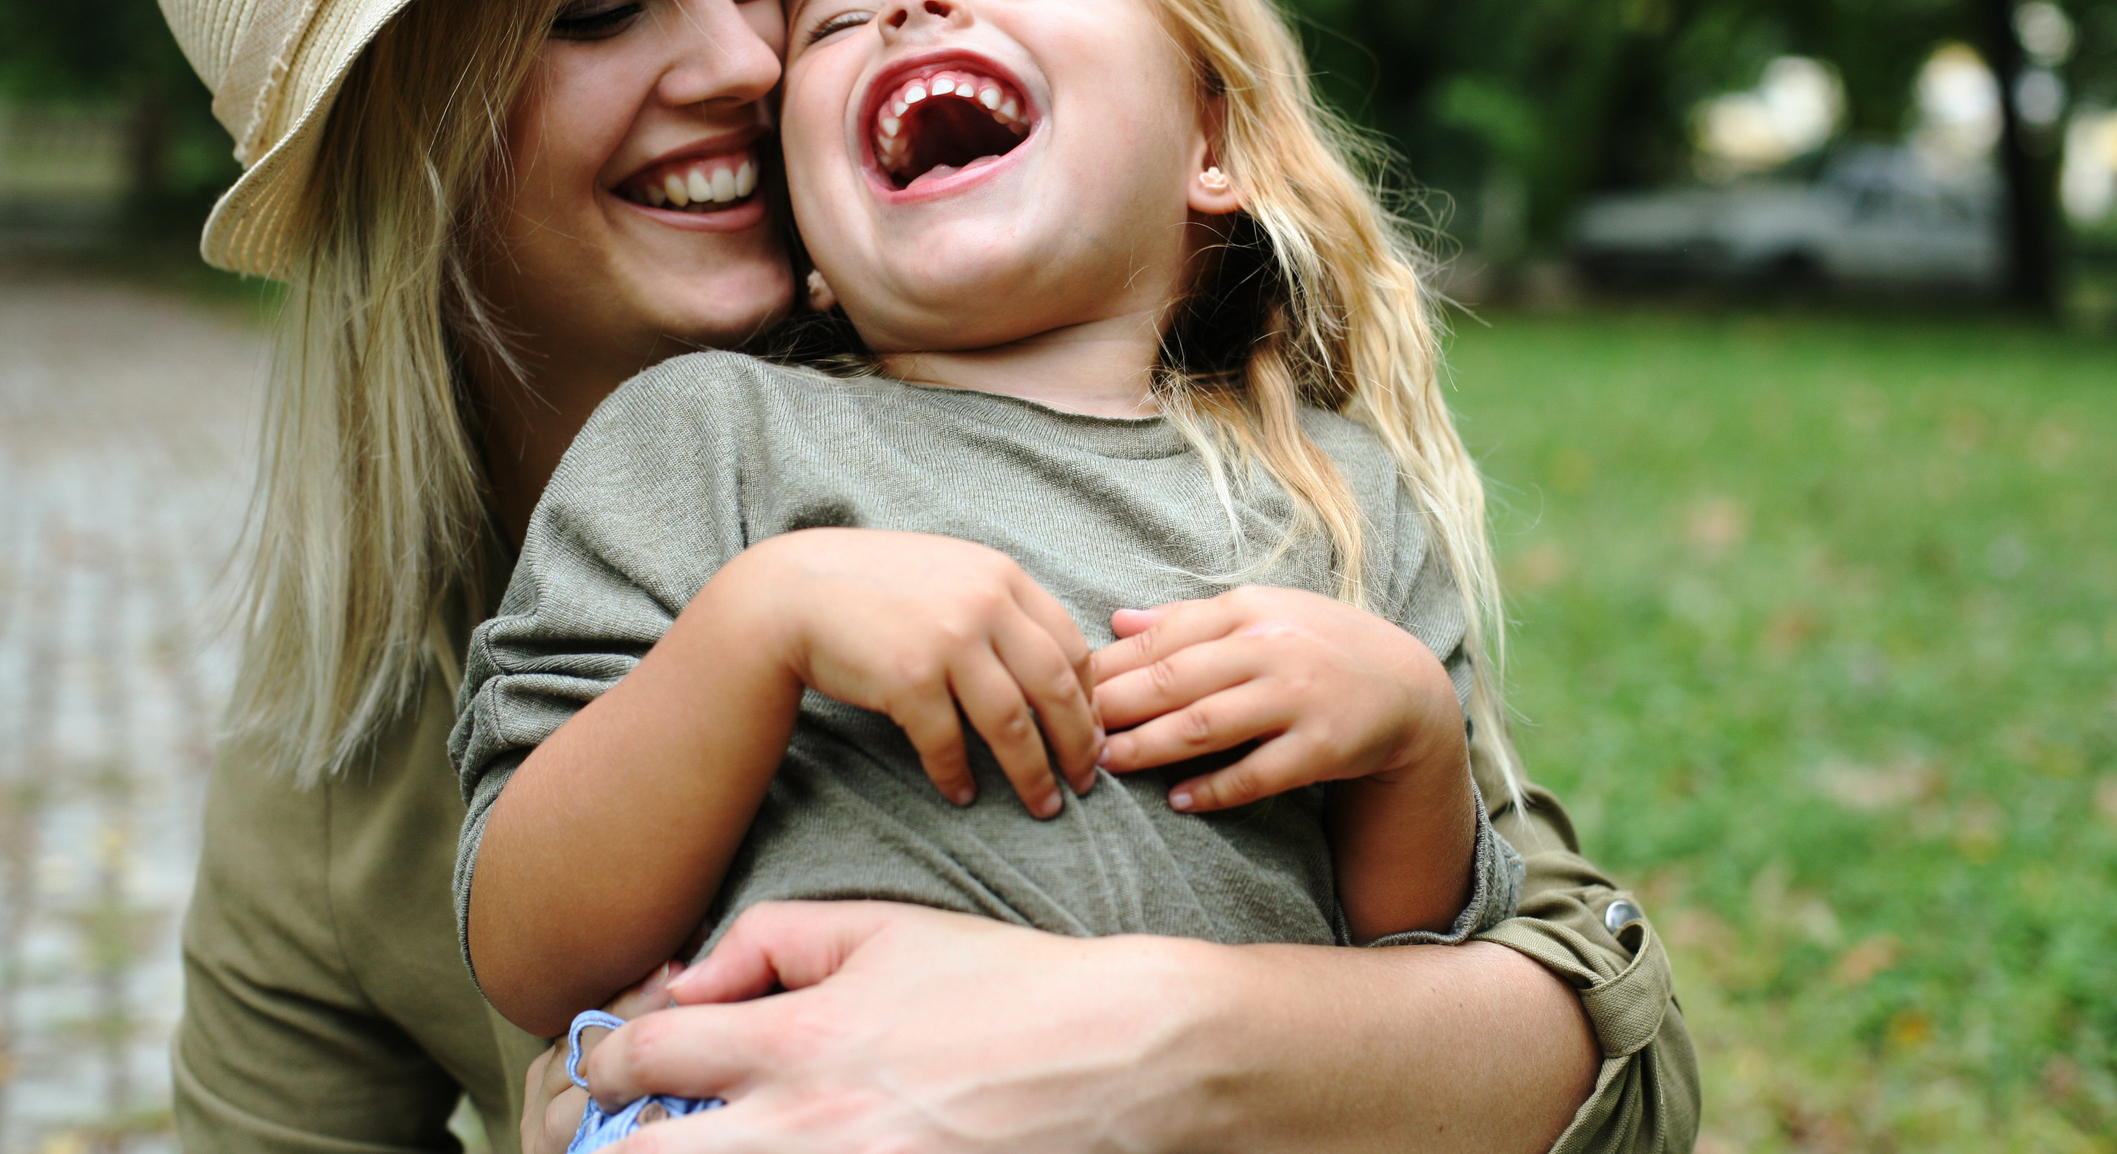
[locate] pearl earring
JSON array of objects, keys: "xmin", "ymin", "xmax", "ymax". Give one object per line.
[
  {"xmin": 1200, "ymin": 166, "xmax": 1231, "ymax": 192},
  {"xmin": 806, "ymin": 269, "xmax": 837, "ymax": 313}
]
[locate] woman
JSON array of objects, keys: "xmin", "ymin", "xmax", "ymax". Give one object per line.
[{"xmin": 162, "ymin": 0, "xmax": 1697, "ymax": 1150}]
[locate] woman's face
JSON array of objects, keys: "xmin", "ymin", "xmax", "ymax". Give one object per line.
[{"xmin": 483, "ymin": 0, "xmax": 793, "ymax": 385}]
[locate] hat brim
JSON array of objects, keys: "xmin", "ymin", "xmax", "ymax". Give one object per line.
[{"xmin": 200, "ymin": 0, "xmax": 419, "ymax": 278}]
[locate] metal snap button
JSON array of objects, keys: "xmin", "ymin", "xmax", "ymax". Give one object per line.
[{"xmin": 1604, "ymin": 898, "xmax": 1642, "ymax": 934}]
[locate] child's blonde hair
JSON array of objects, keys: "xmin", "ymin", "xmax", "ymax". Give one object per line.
[{"xmin": 1151, "ymin": 0, "xmax": 1518, "ymax": 797}]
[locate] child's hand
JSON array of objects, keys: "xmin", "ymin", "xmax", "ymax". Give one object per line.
[
  {"xmin": 730, "ymin": 528, "xmax": 1101, "ymax": 817},
  {"xmin": 1090, "ymin": 586, "xmax": 1466, "ymax": 812}
]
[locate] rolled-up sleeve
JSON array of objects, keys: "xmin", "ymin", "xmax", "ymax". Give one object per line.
[{"xmin": 1477, "ymin": 779, "xmax": 1702, "ymax": 1154}]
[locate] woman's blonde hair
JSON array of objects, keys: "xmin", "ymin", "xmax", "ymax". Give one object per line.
[
  {"xmin": 1151, "ymin": 0, "xmax": 1519, "ymax": 796},
  {"xmin": 230, "ymin": 0, "xmax": 557, "ymax": 783}
]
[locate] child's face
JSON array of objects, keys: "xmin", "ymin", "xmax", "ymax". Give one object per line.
[{"xmin": 781, "ymin": 0, "xmax": 1215, "ymax": 353}]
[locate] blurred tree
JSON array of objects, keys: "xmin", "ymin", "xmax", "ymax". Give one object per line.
[
  {"xmin": 1289, "ymin": 0, "xmax": 2115, "ymax": 311},
  {"xmin": 0, "ymin": 0, "xmax": 236, "ymax": 227}
]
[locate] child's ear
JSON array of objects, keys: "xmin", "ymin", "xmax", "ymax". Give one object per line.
[
  {"xmin": 1188, "ymin": 160, "xmax": 1242, "ymax": 215},
  {"xmin": 806, "ymin": 268, "xmax": 838, "ymax": 313},
  {"xmin": 1186, "ymin": 106, "xmax": 1241, "ymax": 215}
]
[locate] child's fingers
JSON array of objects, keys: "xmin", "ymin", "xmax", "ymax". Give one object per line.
[
  {"xmin": 1006, "ymin": 579, "xmax": 1097, "ymax": 702},
  {"xmin": 1098, "ymin": 681, "xmax": 1291, "ymax": 776},
  {"xmin": 1163, "ymin": 730, "xmax": 1323, "ymax": 812},
  {"xmin": 1109, "ymin": 605, "xmax": 1174, "ymax": 638},
  {"xmin": 886, "ymin": 676, "xmax": 976, "ymax": 806},
  {"xmin": 949, "ymin": 647, "xmax": 1065, "ymax": 818},
  {"xmin": 1090, "ymin": 598, "xmax": 1238, "ymax": 684},
  {"xmin": 1094, "ymin": 634, "xmax": 1261, "ymax": 734},
  {"xmin": 988, "ymin": 612, "xmax": 1101, "ymax": 795}
]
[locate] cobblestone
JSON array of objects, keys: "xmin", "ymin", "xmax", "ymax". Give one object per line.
[{"xmin": 0, "ymin": 269, "xmax": 264, "ymax": 1154}]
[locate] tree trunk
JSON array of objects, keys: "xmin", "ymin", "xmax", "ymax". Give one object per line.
[
  {"xmin": 1975, "ymin": 0, "xmax": 2060, "ymax": 313},
  {"xmin": 125, "ymin": 92, "xmax": 168, "ymax": 208}
]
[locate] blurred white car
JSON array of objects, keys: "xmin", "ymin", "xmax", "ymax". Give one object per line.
[{"xmin": 1572, "ymin": 146, "xmax": 2003, "ymax": 292}]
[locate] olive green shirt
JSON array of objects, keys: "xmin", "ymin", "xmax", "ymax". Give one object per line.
[{"xmin": 174, "ymin": 597, "xmax": 547, "ymax": 1154}]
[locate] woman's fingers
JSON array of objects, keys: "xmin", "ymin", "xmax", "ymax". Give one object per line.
[
  {"xmin": 584, "ymin": 997, "xmax": 795, "ymax": 1111},
  {"xmin": 668, "ymin": 901, "xmax": 930, "ymax": 1004},
  {"xmin": 950, "ymin": 644, "xmax": 1063, "ymax": 817}
]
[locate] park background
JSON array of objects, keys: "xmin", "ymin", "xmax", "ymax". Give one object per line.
[{"xmin": 1, "ymin": 0, "xmax": 2114, "ymax": 1150}]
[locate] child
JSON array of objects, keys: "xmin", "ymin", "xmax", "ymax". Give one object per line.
[{"xmin": 452, "ymin": 0, "xmax": 1521, "ymax": 1088}]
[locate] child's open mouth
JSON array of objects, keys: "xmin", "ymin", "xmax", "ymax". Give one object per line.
[
  {"xmin": 614, "ymin": 149, "xmax": 761, "ymax": 213},
  {"xmin": 871, "ymin": 65, "xmax": 1033, "ymax": 192}
]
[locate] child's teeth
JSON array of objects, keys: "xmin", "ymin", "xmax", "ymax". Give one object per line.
[
  {"xmin": 905, "ymin": 84, "xmax": 927, "ymax": 103},
  {"xmin": 979, "ymin": 86, "xmax": 1001, "ymax": 109},
  {"xmin": 932, "ymin": 77, "xmax": 955, "ymax": 95},
  {"xmin": 664, "ymin": 173, "xmax": 689, "ymax": 207},
  {"xmin": 880, "ymin": 115, "xmax": 900, "ymax": 137},
  {"xmin": 1000, "ymin": 97, "xmax": 1019, "ymax": 120},
  {"xmin": 735, "ymin": 160, "xmax": 757, "ymax": 197}
]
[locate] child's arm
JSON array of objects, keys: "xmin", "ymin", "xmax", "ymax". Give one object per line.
[
  {"xmin": 467, "ymin": 528, "xmax": 1101, "ymax": 1037},
  {"xmin": 1090, "ymin": 586, "xmax": 1477, "ymax": 943}
]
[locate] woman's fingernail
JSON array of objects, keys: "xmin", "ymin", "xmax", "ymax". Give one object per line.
[
  {"xmin": 1170, "ymin": 789, "xmax": 1193, "ymax": 811},
  {"xmin": 1038, "ymin": 792, "xmax": 1063, "ymax": 818},
  {"xmin": 953, "ymin": 785, "xmax": 976, "ymax": 806}
]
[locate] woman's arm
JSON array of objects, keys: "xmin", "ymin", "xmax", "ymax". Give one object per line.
[
  {"xmin": 534, "ymin": 781, "xmax": 1698, "ymax": 1154},
  {"xmin": 579, "ymin": 901, "xmax": 1596, "ymax": 1154}
]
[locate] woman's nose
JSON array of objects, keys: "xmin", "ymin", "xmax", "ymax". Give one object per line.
[
  {"xmin": 657, "ymin": 0, "xmax": 783, "ymax": 111},
  {"xmin": 878, "ymin": 0, "xmax": 970, "ymax": 42}
]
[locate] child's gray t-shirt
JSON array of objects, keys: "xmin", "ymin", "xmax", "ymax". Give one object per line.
[{"xmin": 450, "ymin": 352, "xmax": 1520, "ymax": 970}]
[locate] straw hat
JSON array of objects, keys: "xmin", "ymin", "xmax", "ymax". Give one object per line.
[{"xmin": 160, "ymin": 0, "xmax": 419, "ymax": 276}]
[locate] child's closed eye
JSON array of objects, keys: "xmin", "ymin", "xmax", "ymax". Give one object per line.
[{"xmin": 804, "ymin": 8, "xmax": 874, "ymax": 46}]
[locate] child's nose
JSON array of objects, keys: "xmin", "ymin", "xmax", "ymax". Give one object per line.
[{"xmin": 880, "ymin": 0, "xmax": 969, "ymax": 38}]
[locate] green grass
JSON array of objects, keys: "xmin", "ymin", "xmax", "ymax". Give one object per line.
[{"xmin": 1448, "ymin": 307, "xmax": 2117, "ymax": 1151}]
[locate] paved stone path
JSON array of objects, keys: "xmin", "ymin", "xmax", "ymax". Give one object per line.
[{"xmin": 0, "ymin": 269, "xmax": 264, "ymax": 1154}]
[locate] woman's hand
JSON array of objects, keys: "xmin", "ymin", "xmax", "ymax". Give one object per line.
[
  {"xmin": 575, "ymin": 900, "xmax": 1597, "ymax": 1154},
  {"xmin": 1091, "ymin": 586, "xmax": 1464, "ymax": 812},
  {"xmin": 522, "ymin": 962, "xmax": 683, "ymax": 1154},
  {"xmin": 736, "ymin": 528, "xmax": 1102, "ymax": 817}
]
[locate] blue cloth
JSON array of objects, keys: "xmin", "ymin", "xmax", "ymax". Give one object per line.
[{"xmin": 564, "ymin": 1011, "xmax": 723, "ymax": 1152}]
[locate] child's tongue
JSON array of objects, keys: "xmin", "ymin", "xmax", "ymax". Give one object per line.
[{"xmin": 903, "ymin": 154, "xmax": 1008, "ymax": 190}]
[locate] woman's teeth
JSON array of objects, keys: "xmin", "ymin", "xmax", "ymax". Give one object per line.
[
  {"xmin": 617, "ymin": 156, "xmax": 759, "ymax": 211},
  {"xmin": 874, "ymin": 69, "xmax": 1029, "ymax": 180}
]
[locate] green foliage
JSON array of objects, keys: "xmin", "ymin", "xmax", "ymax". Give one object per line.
[
  {"xmin": 1282, "ymin": 0, "xmax": 2117, "ymax": 264},
  {"xmin": 1453, "ymin": 308, "xmax": 2117, "ymax": 1148},
  {"xmin": 0, "ymin": 0, "xmax": 236, "ymax": 216}
]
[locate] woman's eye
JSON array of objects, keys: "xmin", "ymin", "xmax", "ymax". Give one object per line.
[
  {"xmin": 550, "ymin": 1, "xmax": 643, "ymax": 40},
  {"xmin": 806, "ymin": 10, "xmax": 873, "ymax": 44}
]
